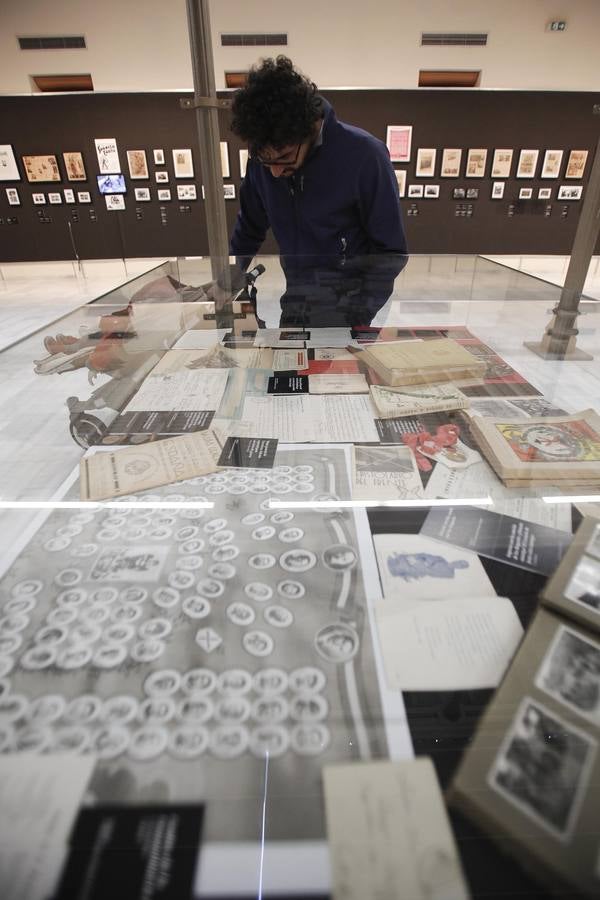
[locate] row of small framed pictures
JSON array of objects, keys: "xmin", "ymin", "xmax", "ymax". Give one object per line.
[
  {"xmin": 4, "ymin": 184, "xmax": 238, "ymax": 207},
  {"xmin": 395, "ymin": 177, "xmax": 583, "ymax": 201}
]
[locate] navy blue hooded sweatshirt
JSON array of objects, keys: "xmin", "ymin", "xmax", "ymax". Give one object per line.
[{"xmin": 230, "ymin": 98, "xmax": 408, "ymax": 318}]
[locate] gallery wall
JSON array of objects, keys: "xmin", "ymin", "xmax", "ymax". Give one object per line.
[
  {"xmin": 0, "ymin": 87, "xmax": 599, "ymax": 263},
  {"xmin": 1, "ymin": 0, "xmax": 600, "ymax": 93}
]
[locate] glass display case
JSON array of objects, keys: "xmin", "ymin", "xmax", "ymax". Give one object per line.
[{"xmin": 1, "ymin": 253, "xmax": 599, "ymax": 898}]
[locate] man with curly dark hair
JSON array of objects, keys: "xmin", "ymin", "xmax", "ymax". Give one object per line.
[{"xmin": 226, "ymin": 56, "xmax": 407, "ymax": 326}]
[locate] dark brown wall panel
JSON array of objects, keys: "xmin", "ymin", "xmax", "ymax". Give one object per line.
[{"xmin": 0, "ymin": 89, "xmax": 599, "ymax": 262}]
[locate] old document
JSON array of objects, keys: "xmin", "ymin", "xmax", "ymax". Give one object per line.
[
  {"xmin": 323, "ymin": 758, "xmax": 469, "ymax": 900},
  {"xmin": 125, "ymin": 368, "xmax": 229, "ymax": 412},
  {"xmin": 309, "ymin": 374, "xmax": 369, "ymax": 394},
  {"xmin": 241, "ymin": 395, "xmax": 380, "ymax": 443},
  {"xmin": 352, "ymin": 444, "xmax": 423, "ymax": 501},
  {"xmin": 370, "ymin": 382, "xmax": 469, "ymax": 418},
  {"xmin": 80, "ymin": 429, "xmax": 223, "ymax": 500}
]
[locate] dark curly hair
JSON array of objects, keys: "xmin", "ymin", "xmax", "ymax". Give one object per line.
[{"xmin": 230, "ymin": 56, "xmax": 322, "ymax": 154}]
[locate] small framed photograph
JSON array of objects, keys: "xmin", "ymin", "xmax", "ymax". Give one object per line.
[
  {"xmin": 519, "ymin": 187, "xmax": 533, "ymax": 200},
  {"xmin": 105, "ymin": 194, "xmax": 125, "ymax": 210},
  {"xmin": 415, "ymin": 148, "xmax": 436, "ymax": 177},
  {"xmin": 153, "ymin": 149, "xmax": 165, "ymax": 165},
  {"xmin": 157, "ymin": 188, "xmax": 171, "ymax": 201},
  {"xmin": 239, "ymin": 148, "xmax": 249, "ymax": 178},
  {"xmin": 491, "ymin": 149, "xmax": 513, "ymax": 178},
  {"xmin": 223, "ymin": 184, "xmax": 236, "ymax": 200},
  {"xmin": 63, "ymin": 151, "xmax": 86, "ymax": 181},
  {"xmin": 63, "ymin": 188, "xmax": 75, "ymax": 203},
  {"xmin": 535, "ymin": 625, "xmax": 600, "ymax": 727},
  {"xmin": 408, "ymin": 184, "xmax": 424, "ymax": 198},
  {"xmin": 466, "ymin": 187, "xmax": 479, "ymax": 199},
  {"xmin": 172, "ymin": 148, "xmax": 194, "ymax": 179},
  {"xmin": 466, "ymin": 148, "xmax": 487, "ymax": 178},
  {"xmin": 32, "ymin": 192, "xmax": 46, "ymax": 204},
  {"xmin": 177, "ymin": 184, "xmax": 197, "ymax": 201},
  {"xmin": 77, "ymin": 191, "xmax": 91, "ymax": 203},
  {"xmin": 134, "ymin": 187, "xmax": 151, "ymax": 202},
  {"xmin": 394, "ymin": 169, "xmax": 406, "ymax": 197},
  {"xmin": 517, "ymin": 149, "xmax": 539, "ymax": 178},
  {"xmin": 94, "ymin": 138, "xmax": 121, "ymax": 174},
  {"xmin": 453, "ymin": 187, "xmax": 466, "ymax": 200},
  {"xmin": 564, "ymin": 554, "xmax": 600, "ymax": 611},
  {"xmin": 220, "ymin": 142, "xmax": 230, "ymax": 178},
  {"xmin": 541, "ymin": 149, "xmax": 563, "ymax": 179},
  {"xmin": 538, "ymin": 187, "xmax": 552, "ymax": 200},
  {"xmin": 5, "ymin": 187, "xmax": 20, "ymax": 205},
  {"xmin": 386, "ymin": 125, "xmax": 413, "ymax": 163},
  {"xmin": 127, "ymin": 150, "xmax": 149, "ymax": 180},
  {"xmin": 558, "ymin": 184, "xmax": 583, "ymax": 200},
  {"xmin": 155, "ymin": 171, "xmax": 169, "ymax": 183},
  {"xmin": 48, "ymin": 192, "xmax": 62, "ymax": 204},
  {"xmin": 565, "ymin": 149, "xmax": 589, "ymax": 179},
  {"xmin": 491, "ymin": 181, "xmax": 505, "ymax": 199},
  {"xmin": 440, "ymin": 148, "xmax": 462, "ymax": 178},
  {"xmin": 22, "ymin": 155, "xmax": 61, "ymax": 183},
  {"xmin": 0, "ymin": 145, "xmax": 20, "ymax": 181},
  {"xmin": 424, "ymin": 184, "xmax": 440, "ymax": 198}
]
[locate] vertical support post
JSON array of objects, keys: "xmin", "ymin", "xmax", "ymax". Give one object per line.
[
  {"xmin": 185, "ymin": 0, "xmax": 233, "ymax": 330},
  {"xmin": 525, "ymin": 121, "xmax": 600, "ymax": 360}
]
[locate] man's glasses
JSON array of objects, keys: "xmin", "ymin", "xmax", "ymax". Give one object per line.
[{"xmin": 253, "ymin": 143, "xmax": 301, "ymax": 168}]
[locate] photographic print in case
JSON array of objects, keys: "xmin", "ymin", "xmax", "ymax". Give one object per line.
[
  {"xmin": 386, "ymin": 125, "xmax": 412, "ymax": 162},
  {"xmin": 491, "ymin": 149, "xmax": 513, "ymax": 178},
  {"xmin": 517, "ymin": 149, "xmax": 539, "ymax": 178},
  {"xmin": 127, "ymin": 150, "xmax": 149, "ymax": 180},
  {"xmin": 415, "ymin": 148, "xmax": 436, "ymax": 177},
  {"xmin": 534, "ymin": 625, "xmax": 600, "ymax": 728},
  {"xmin": 466, "ymin": 148, "xmax": 487, "ymax": 178},
  {"xmin": 441, "ymin": 148, "xmax": 462, "ymax": 178},
  {"xmin": 63, "ymin": 151, "xmax": 86, "ymax": 181}
]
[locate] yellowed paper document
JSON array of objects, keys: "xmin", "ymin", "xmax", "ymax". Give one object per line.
[{"xmin": 309, "ymin": 374, "xmax": 369, "ymax": 394}]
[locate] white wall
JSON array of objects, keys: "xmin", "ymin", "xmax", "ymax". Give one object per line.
[{"xmin": 0, "ymin": 0, "xmax": 599, "ymax": 94}]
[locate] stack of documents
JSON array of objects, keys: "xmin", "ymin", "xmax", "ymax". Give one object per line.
[{"xmin": 355, "ymin": 338, "xmax": 486, "ymax": 386}]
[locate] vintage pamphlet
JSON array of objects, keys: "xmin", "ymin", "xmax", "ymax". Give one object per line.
[
  {"xmin": 80, "ymin": 430, "xmax": 223, "ymax": 500},
  {"xmin": 355, "ymin": 338, "xmax": 486, "ymax": 386},
  {"xmin": 370, "ymin": 382, "xmax": 469, "ymax": 418},
  {"xmin": 351, "ymin": 444, "xmax": 423, "ymax": 501}
]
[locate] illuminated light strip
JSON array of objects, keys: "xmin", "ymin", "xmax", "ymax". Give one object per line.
[
  {"xmin": 543, "ymin": 495, "xmax": 600, "ymax": 504},
  {"xmin": 344, "ymin": 661, "xmax": 370, "ymax": 760},
  {"xmin": 257, "ymin": 752, "xmax": 269, "ymax": 900},
  {"xmin": 267, "ymin": 497, "xmax": 493, "ymax": 510},
  {"xmin": 326, "ymin": 462, "xmax": 336, "ymax": 496},
  {"xmin": 0, "ymin": 500, "xmax": 215, "ymax": 510}
]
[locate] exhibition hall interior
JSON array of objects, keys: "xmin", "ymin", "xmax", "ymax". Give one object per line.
[{"xmin": 2, "ymin": 1, "xmax": 600, "ymax": 898}]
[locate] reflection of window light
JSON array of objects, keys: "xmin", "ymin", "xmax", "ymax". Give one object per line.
[
  {"xmin": 268, "ymin": 497, "xmax": 493, "ymax": 510},
  {"xmin": 0, "ymin": 500, "xmax": 214, "ymax": 510},
  {"xmin": 543, "ymin": 495, "xmax": 600, "ymax": 504}
]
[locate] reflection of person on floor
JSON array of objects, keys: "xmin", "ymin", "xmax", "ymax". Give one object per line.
[{"xmin": 222, "ymin": 55, "xmax": 407, "ymax": 327}]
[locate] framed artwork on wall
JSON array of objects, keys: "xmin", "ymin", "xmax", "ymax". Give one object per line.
[
  {"xmin": 22, "ymin": 155, "xmax": 60, "ymax": 183},
  {"xmin": 465, "ymin": 148, "xmax": 487, "ymax": 177},
  {"xmin": 105, "ymin": 194, "xmax": 125, "ymax": 210},
  {"xmin": 386, "ymin": 125, "xmax": 413, "ymax": 162},
  {"xmin": 491, "ymin": 149, "xmax": 513, "ymax": 178},
  {"xmin": 63, "ymin": 188, "xmax": 75, "ymax": 203},
  {"xmin": 466, "ymin": 187, "xmax": 479, "ymax": 199},
  {"xmin": 558, "ymin": 184, "xmax": 583, "ymax": 200},
  {"xmin": 565, "ymin": 150, "xmax": 588, "ymax": 179},
  {"xmin": 415, "ymin": 148, "xmax": 436, "ymax": 177},
  {"xmin": 5, "ymin": 187, "xmax": 20, "ymax": 205},
  {"xmin": 220, "ymin": 142, "xmax": 230, "ymax": 179},
  {"xmin": 157, "ymin": 189, "xmax": 171, "ymax": 201},
  {"xmin": 177, "ymin": 184, "xmax": 197, "ymax": 200},
  {"xmin": 77, "ymin": 191, "xmax": 91, "ymax": 203},
  {"xmin": 440, "ymin": 148, "xmax": 462, "ymax": 178},
  {"xmin": 32, "ymin": 192, "xmax": 46, "ymax": 204},
  {"xmin": 538, "ymin": 187, "xmax": 552, "ymax": 199},
  {"xmin": 518, "ymin": 187, "xmax": 533, "ymax": 199},
  {"xmin": 155, "ymin": 171, "xmax": 169, "ymax": 183},
  {"xmin": 127, "ymin": 150, "xmax": 149, "ymax": 180},
  {"xmin": 223, "ymin": 184, "xmax": 236, "ymax": 200},
  {"xmin": 491, "ymin": 182, "xmax": 505, "ymax": 199},
  {"xmin": 94, "ymin": 138, "xmax": 121, "ymax": 174},
  {"xmin": 63, "ymin": 151, "xmax": 86, "ymax": 181},
  {"xmin": 394, "ymin": 169, "xmax": 406, "ymax": 197},
  {"xmin": 541, "ymin": 149, "xmax": 563, "ymax": 179},
  {"xmin": 48, "ymin": 192, "xmax": 62, "ymax": 204},
  {"xmin": 239, "ymin": 149, "xmax": 249, "ymax": 178},
  {"xmin": 134, "ymin": 187, "xmax": 151, "ymax": 201},
  {"xmin": 424, "ymin": 184, "xmax": 440, "ymax": 198},
  {"xmin": 408, "ymin": 184, "xmax": 424, "ymax": 198},
  {"xmin": 0, "ymin": 145, "xmax": 21, "ymax": 181},
  {"xmin": 453, "ymin": 187, "xmax": 466, "ymax": 200},
  {"xmin": 516, "ymin": 149, "xmax": 539, "ymax": 178},
  {"xmin": 173, "ymin": 149, "xmax": 194, "ymax": 179},
  {"xmin": 153, "ymin": 149, "xmax": 165, "ymax": 165}
]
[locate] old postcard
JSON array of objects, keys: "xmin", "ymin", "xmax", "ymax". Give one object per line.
[
  {"xmin": 352, "ymin": 444, "xmax": 423, "ymax": 501},
  {"xmin": 370, "ymin": 382, "xmax": 469, "ymax": 418}
]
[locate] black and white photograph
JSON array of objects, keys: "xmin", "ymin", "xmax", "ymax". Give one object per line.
[
  {"xmin": 105, "ymin": 194, "xmax": 125, "ymax": 210},
  {"xmin": 172, "ymin": 148, "xmax": 194, "ymax": 178},
  {"xmin": 153, "ymin": 148, "xmax": 165, "ymax": 165},
  {"xmin": 488, "ymin": 698, "xmax": 596, "ymax": 840},
  {"xmin": 223, "ymin": 184, "xmax": 236, "ymax": 200},
  {"xmin": 177, "ymin": 184, "xmax": 197, "ymax": 200},
  {"xmin": 453, "ymin": 187, "xmax": 466, "ymax": 200},
  {"xmin": 134, "ymin": 187, "xmax": 151, "ymax": 202},
  {"xmin": 565, "ymin": 554, "xmax": 600, "ymax": 613},
  {"xmin": 5, "ymin": 187, "xmax": 20, "ymax": 205},
  {"xmin": 538, "ymin": 187, "xmax": 552, "ymax": 200},
  {"xmin": 155, "ymin": 170, "xmax": 169, "ymax": 183},
  {"xmin": 48, "ymin": 192, "xmax": 62, "ymax": 204},
  {"xmin": 424, "ymin": 184, "xmax": 440, "ymax": 198},
  {"xmin": 558, "ymin": 185, "xmax": 583, "ymax": 200},
  {"xmin": 77, "ymin": 191, "xmax": 91, "ymax": 203},
  {"xmin": 466, "ymin": 187, "xmax": 479, "ymax": 199},
  {"xmin": 408, "ymin": 184, "xmax": 423, "ymax": 198},
  {"xmin": 491, "ymin": 181, "xmax": 505, "ymax": 199},
  {"xmin": 63, "ymin": 188, "xmax": 75, "ymax": 203},
  {"xmin": 535, "ymin": 626, "xmax": 600, "ymax": 727},
  {"xmin": 519, "ymin": 187, "xmax": 533, "ymax": 200},
  {"xmin": 32, "ymin": 192, "xmax": 45, "ymax": 204},
  {"xmin": 157, "ymin": 188, "xmax": 171, "ymax": 201}
]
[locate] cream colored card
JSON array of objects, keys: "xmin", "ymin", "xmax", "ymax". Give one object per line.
[
  {"xmin": 352, "ymin": 444, "xmax": 423, "ymax": 501},
  {"xmin": 309, "ymin": 373, "xmax": 369, "ymax": 394},
  {"xmin": 370, "ymin": 382, "xmax": 469, "ymax": 418},
  {"xmin": 376, "ymin": 593, "xmax": 523, "ymax": 690},
  {"xmin": 80, "ymin": 429, "xmax": 222, "ymax": 500},
  {"xmin": 314, "ymin": 348, "xmax": 356, "ymax": 361},
  {"xmin": 323, "ymin": 758, "xmax": 470, "ymax": 900},
  {"xmin": 273, "ymin": 348, "xmax": 308, "ymax": 371},
  {"xmin": 125, "ymin": 368, "xmax": 229, "ymax": 412},
  {"xmin": 152, "ymin": 347, "xmax": 274, "ymax": 371}
]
